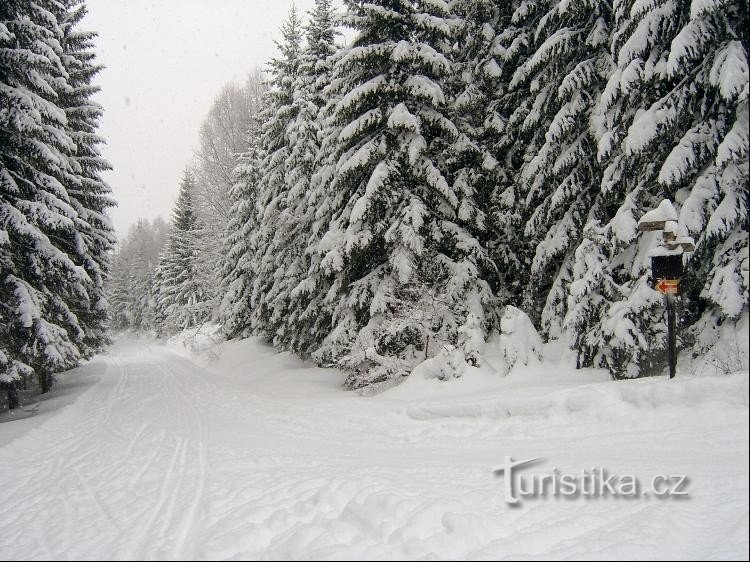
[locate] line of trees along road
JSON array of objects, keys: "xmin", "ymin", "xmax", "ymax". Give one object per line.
[
  {"xmin": 1, "ymin": 0, "xmax": 116, "ymax": 407},
  {"xmin": 109, "ymin": 0, "xmax": 749, "ymax": 389},
  {"xmin": 7, "ymin": 0, "xmax": 744, "ymax": 404}
]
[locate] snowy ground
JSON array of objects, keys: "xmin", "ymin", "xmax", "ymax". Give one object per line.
[{"xmin": 0, "ymin": 333, "xmax": 747, "ymax": 560}]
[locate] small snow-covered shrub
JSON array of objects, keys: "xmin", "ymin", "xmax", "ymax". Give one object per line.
[
  {"xmin": 691, "ymin": 312, "xmax": 749, "ymax": 376},
  {"xmin": 458, "ymin": 313, "xmax": 485, "ymax": 367},
  {"xmin": 339, "ymin": 342, "xmax": 417, "ymax": 390},
  {"xmin": 167, "ymin": 323, "xmax": 224, "ymax": 359},
  {"xmin": 411, "ymin": 344, "xmax": 469, "ymax": 382},
  {"xmin": 339, "ymin": 265, "xmax": 488, "ymax": 389},
  {"xmin": 485, "ymin": 306, "xmax": 543, "ymax": 375}
]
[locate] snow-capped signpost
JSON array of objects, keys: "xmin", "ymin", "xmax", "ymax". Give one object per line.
[{"xmin": 638, "ymin": 200, "xmax": 695, "ymax": 379}]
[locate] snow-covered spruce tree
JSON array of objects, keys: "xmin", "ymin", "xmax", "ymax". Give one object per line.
[
  {"xmin": 509, "ymin": 0, "xmax": 613, "ymax": 340},
  {"xmin": 563, "ymin": 220, "xmax": 626, "ymax": 370},
  {"xmin": 192, "ymin": 76, "xmax": 265, "ymax": 330},
  {"xmin": 246, "ymin": 6, "xmax": 305, "ymax": 342},
  {"xmin": 565, "ymin": 0, "xmax": 748, "ymax": 378},
  {"xmin": 149, "ymin": 260, "xmax": 168, "ymax": 333},
  {"xmin": 57, "ymin": 0, "xmax": 117, "ymax": 356},
  {"xmin": 478, "ymin": 0, "xmax": 554, "ymax": 309},
  {"xmin": 107, "ymin": 260, "xmax": 130, "ymax": 330},
  {"xmin": 270, "ymin": 0, "xmax": 339, "ymax": 354},
  {"xmin": 1, "ymin": 0, "xmax": 98, "ymax": 394},
  {"xmin": 123, "ymin": 248, "xmax": 154, "ymax": 329},
  {"xmin": 310, "ymin": 0, "xmax": 492, "ymax": 388},
  {"xmin": 154, "ymin": 171, "xmax": 210, "ymax": 335},
  {"xmin": 303, "ymin": 0, "xmax": 338, "ymax": 110},
  {"xmin": 220, "ymin": 112, "xmax": 265, "ymax": 339},
  {"xmin": 108, "ymin": 218, "xmax": 168, "ymax": 332},
  {"xmin": 449, "ymin": 0, "xmax": 526, "ymax": 308},
  {"xmin": 213, "ymin": 72, "xmax": 266, "ymax": 338},
  {"xmin": 299, "ymin": 16, "xmax": 355, "ymax": 358},
  {"xmin": 663, "ymin": 0, "xmax": 749, "ymax": 358}
]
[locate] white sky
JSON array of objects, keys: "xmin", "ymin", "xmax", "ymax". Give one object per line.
[{"xmin": 86, "ymin": 0, "xmax": 324, "ymax": 238}]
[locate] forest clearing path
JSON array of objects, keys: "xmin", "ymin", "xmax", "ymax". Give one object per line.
[{"xmin": 0, "ymin": 336, "xmax": 747, "ymax": 559}]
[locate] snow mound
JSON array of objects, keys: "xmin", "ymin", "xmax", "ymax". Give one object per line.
[
  {"xmin": 638, "ymin": 198, "xmax": 679, "ymax": 226},
  {"xmin": 402, "ymin": 371, "xmax": 749, "ymax": 423}
]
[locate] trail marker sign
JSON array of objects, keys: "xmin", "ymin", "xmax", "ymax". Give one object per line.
[
  {"xmin": 655, "ymin": 278, "xmax": 680, "ymax": 295},
  {"xmin": 638, "ymin": 199, "xmax": 696, "ymax": 380}
]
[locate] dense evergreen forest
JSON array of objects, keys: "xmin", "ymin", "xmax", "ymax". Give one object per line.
[{"xmin": 3, "ymin": 0, "xmax": 748, "ymax": 399}]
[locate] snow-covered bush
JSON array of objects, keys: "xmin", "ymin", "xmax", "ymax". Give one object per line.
[
  {"xmin": 338, "ymin": 271, "xmax": 477, "ymax": 389},
  {"xmin": 485, "ymin": 306, "xmax": 543, "ymax": 375},
  {"xmin": 410, "ymin": 345, "xmax": 469, "ymax": 382},
  {"xmin": 692, "ymin": 312, "xmax": 750, "ymax": 376}
]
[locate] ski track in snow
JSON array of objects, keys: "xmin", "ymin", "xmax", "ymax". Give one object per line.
[{"xmin": 0, "ymin": 337, "xmax": 747, "ymax": 560}]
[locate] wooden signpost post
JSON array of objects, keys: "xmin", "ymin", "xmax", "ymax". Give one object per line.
[{"xmin": 638, "ymin": 200, "xmax": 695, "ymax": 379}]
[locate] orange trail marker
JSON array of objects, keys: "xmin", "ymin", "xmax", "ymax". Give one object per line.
[{"xmin": 655, "ymin": 278, "xmax": 680, "ymax": 295}]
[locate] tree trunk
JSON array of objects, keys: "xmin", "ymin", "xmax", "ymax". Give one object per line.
[
  {"xmin": 38, "ymin": 371, "xmax": 51, "ymax": 394},
  {"xmin": 4, "ymin": 384, "xmax": 19, "ymax": 410}
]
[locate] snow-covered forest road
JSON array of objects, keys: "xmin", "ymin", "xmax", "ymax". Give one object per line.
[{"xmin": 0, "ymin": 337, "xmax": 748, "ymax": 560}]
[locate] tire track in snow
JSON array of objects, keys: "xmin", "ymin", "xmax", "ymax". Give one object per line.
[
  {"xmin": 74, "ymin": 465, "xmax": 116, "ymax": 524},
  {"xmin": 123, "ymin": 358, "xmax": 210, "ymax": 560},
  {"xmin": 0, "ymin": 357, "xmax": 123, "ymax": 555},
  {"xmin": 123, "ymin": 360, "xmax": 186, "ymax": 558},
  {"xmin": 127, "ymin": 433, "xmax": 186, "ymax": 559},
  {"xmin": 176, "ymin": 417, "xmax": 209, "ymax": 556},
  {"xmin": 0, "ymin": 350, "xmax": 211, "ymax": 559},
  {"xmin": 160, "ymin": 360, "xmax": 209, "ymax": 560},
  {"xmin": 128, "ymin": 430, "xmax": 168, "ymax": 485}
]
